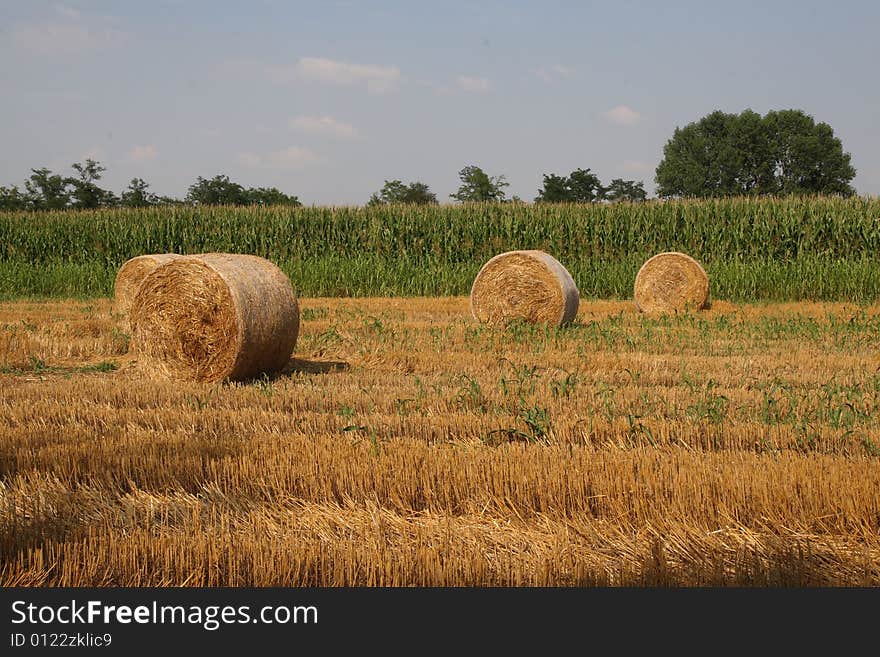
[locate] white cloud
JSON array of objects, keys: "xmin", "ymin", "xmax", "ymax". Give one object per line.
[
  {"xmin": 83, "ymin": 146, "xmax": 106, "ymax": 162},
  {"xmin": 237, "ymin": 152, "xmax": 263, "ymax": 169},
  {"xmin": 621, "ymin": 160, "xmax": 650, "ymax": 173},
  {"xmin": 268, "ymin": 146, "xmax": 318, "ymax": 168},
  {"xmin": 456, "ymin": 76, "xmax": 489, "ymax": 93},
  {"xmin": 290, "ymin": 115, "xmax": 358, "ymax": 139},
  {"xmin": 295, "ymin": 57, "xmax": 400, "ymax": 94},
  {"xmin": 533, "ymin": 64, "xmax": 574, "ymax": 83},
  {"xmin": 532, "ymin": 68, "xmax": 553, "ymax": 83},
  {"xmin": 129, "ymin": 145, "xmax": 158, "ymax": 162},
  {"xmin": 12, "ymin": 11, "xmax": 127, "ymax": 56},
  {"xmin": 55, "ymin": 5, "xmax": 81, "ymax": 20},
  {"xmin": 415, "ymin": 80, "xmax": 454, "ymax": 96},
  {"xmin": 238, "ymin": 146, "xmax": 317, "ymax": 170},
  {"xmin": 604, "ymin": 105, "xmax": 641, "ymax": 126}
]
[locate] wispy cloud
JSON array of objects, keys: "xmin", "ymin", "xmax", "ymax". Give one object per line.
[
  {"xmin": 12, "ymin": 8, "xmax": 127, "ymax": 56},
  {"xmin": 604, "ymin": 105, "xmax": 641, "ymax": 126},
  {"xmin": 416, "ymin": 80, "xmax": 454, "ymax": 96},
  {"xmin": 237, "ymin": 152, "xmax": 263, "ymax": 169},
  {"xmin": 54, "ymin": 5, "xmax": 81, "ymax": 20},
  {"xmin": 129, "ymin": 145, "xmax": 158, "ymax": 162},
  {"xmin": 620, "ymin": 160, "xmax": 650, "ymax": 174},
  {"xmin": 532, "ymin": 64, "xmax": 574, "ymax": 83},
  {"xmin": 83, "ymin": 146, "xmax": 106, "ymax": 162},
  {"xmin": 295, "ymin": 57, "xmax": 400, "ymax": 94},
  {"xmin": 290, "ymin": 115, "xmax": 358, "ymax": 139},
  {"xmin": 238, "ymin": 146, "xmax": 318, "ymax": 170},
  {"xmin": 456, "ymin": 76, "xmax": 489, "ymax": 93}
]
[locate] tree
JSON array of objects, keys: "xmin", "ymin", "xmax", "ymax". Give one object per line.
[
  {"xmin": 450, "ymin": 165, "xmax": 509, "ymax": 202},
  {"xmin": 245, "ymin": 187, "xmax": 302, "ymax": 206},
  {"xmin": 655, "ymin": 108, "xmax": 855, "ymax": 198},
  {"xmin": 605, "ymin": 179, "xmax": 647, "ymax": 202},
  {"xmin": 121, "ymin": 178, "xmax": 158, "ymax": 207},
  {"xmin": 0, "ymin": 185, "xmax": 28, "ymax": 211},
  {"xmin": 535, "ymin": 168, "xmax": 605, "ymax": 202},
  {"xmin": 155, "ymin": 195, "xmax": 186, "ymax": 206},
  {"xmin": 184, "ymin": 175, "xmax": 299, "ymax": 206},
  {"xmin": 535, "ymin": 174, "xmax": 571, "ymax": 202},
  {"xmin": 567, "ymin": 168, "xmax": 605, "ymax": 202},
  {"xmin": 765, "ymin": 109, "xmax": 856, "ymax": 196},
  {"xmin": 368, "ymin": 180, "xmax": 438, "ymax": 206},
  {"xmin": 24, "ymin": 168, "xmax": 71, "ymax": 210},
  {"xmin": 186, "ymin": 175, "xmax": 248, "ymax": 205},
  {"xmin": 66, "ymin": 159, "xmax": 117, "ymax": 209}
]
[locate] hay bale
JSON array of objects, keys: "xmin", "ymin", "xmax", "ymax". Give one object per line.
[
  {"xmin": 470, "ymin": 250, "xmax": 579, "ymax": 326},
  {"xmin": 113, "ymin": 254, "xmax": 183, "ymax": 319},
  {"xmin": 633, "ymin": 251, "xmax": 709, "ymax": 314},
  {"xmin": 130, "ymin": 253, "xmax": 299, "ymax": 382}
]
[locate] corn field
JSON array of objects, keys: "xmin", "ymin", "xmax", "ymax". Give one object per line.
[{"xmin": 2, "ymin": 196, "xmax": 880, "ymax": 300}]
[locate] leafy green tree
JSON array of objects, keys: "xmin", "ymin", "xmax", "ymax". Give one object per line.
[
  {"xmin": 535, "ymin": 174, "xmax": 571, "ymax": 202},
  {"xmin": 245, "ymin": 187, "xmax": 302, "ymax": 206},
  {"xmin": 567, "ymin": 168, "xmax": 605, "ymax": 202},
  {"xmin": 535, "ymin": 168, "xmax": 605, "ymax": 202},
  {"xmin": 765, "ymin": 109, "xmax": 856, "ymax": 196},
  {"xmin": 186, "ymin": 176, "xmax": 300, "ymax": 206},
  {"xmin": 0, "ymin": 185, "xmax": 28, "ymax": 211},
  {"xmin": 186, "ymin": 175, "xmax": 248, "ymax": 205},
  {"xmin": 450, "ymin": 165, "xmax": 508, "ymax": 202},
  {"xmin": 121, "ymin": 178, "xmax": 158, "ymax": 207},
  {"xmin": 24, "ymin": 168, "xmax": 71, "ymax": 210},
  {"xmin": 605, "ymin": 179, "xmax": 647, "ymax": 202},
  {"xmin": 728, "ymin": 109, "xmax": 777, "ymax": 194},
  {"xmin": 368, "ymin": 180, "xmax": 438, "ymax": 205},
  {"xmin": 655, "ymin": 108, "xmax": 855, "ymax": 197},
  {"xmin": 156, "ymin": 195, "xmax": 186, "ymax": 206},
  {"xmin": 66, "ymin": 159, "xmax": 117, "ymax": 209}
]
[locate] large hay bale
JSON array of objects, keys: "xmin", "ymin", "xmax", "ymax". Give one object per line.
[
  {"xmin": 130, "ymin": 253, "xmax": 299, "ymax": 382},
  {"xmin": 470, "ymin": 250, "xmax": 579, "ymax": 326},
  {"xmin": 633, "ymin": 251, "xmax": 709, "ymax": 314},
  {"xmin": 113, "ymin": 254, "xmax": 183, "ymax": 318}
]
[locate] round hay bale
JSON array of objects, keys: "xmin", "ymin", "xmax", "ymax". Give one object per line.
[
  {"xmin": 113, "ymin": 254, "xmax": 183, "ymax": 318},
  {"xmin": 470, "ymin": 250, "xmax": 579, "ymax": 326},
  {"xmin": 633, "ymin": 251, "xmax": 709, "ymax": 314},
  {"xmin": 130, "ymin": 253, "xmax": 299, "ymax": 382}
]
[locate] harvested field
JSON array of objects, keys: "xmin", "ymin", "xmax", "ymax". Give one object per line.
[{"xmin": 1, "ymin": 297, "xmax": 879, "ymax": 586}]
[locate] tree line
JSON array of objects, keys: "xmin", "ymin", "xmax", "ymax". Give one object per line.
[
  {"xmin": 369, "ymin": 165, "xmax": 647, "ymax": 206},
  {"xmin": 0, "ymin": 107, "xmax": 857, "ymax": 211},
  {"xmin": 0, "ymin": 164, "xmax": 302, "ymax": 211}
]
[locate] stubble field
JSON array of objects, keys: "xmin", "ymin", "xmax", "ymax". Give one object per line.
[{"xmin": 1, "ymin": 296, "xmax": 879, "ymax": 585}]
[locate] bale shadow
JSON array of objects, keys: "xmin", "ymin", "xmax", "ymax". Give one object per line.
[
  {"xmin": 205, "ymin": 358, "xmax": 351, "ymax": 385},
  {"xmin": 281, "ymin": 358, "xmax": 350, "ymax": 375}
]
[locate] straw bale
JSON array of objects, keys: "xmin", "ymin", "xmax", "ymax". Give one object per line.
[
  {"xmin": 633, "ymin": 251, "xmax": 709, "ymax": 314},
  {"xmin": 470, "ymin": 250, "xmax": 579, "ymax": 326},
  {"xmin": 130, "ymin": 253, "xmax": 299, "ymax": 382}
]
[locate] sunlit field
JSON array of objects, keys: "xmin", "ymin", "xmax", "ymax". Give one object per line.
[{"xmin": 2, "ymin": 297, "xmax": 878, "ymax": 586}]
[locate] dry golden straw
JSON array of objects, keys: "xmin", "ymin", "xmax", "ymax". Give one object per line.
[
  {"xmin": 113, "ymin": 254, "xmax": 182, "ymax": 319},
  {"xmin": 130, "ymin": 253, "xmax": 299, "ymax": 382},
  {"xmin": 633, "ymin": 251, "xmax": 709, "ymax": 314},
  {"xmin": 470, "ymin": 250, "xmax": 579, "ymax": 326}
]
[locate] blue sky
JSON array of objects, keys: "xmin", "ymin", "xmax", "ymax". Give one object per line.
[{"xmin": 1, "ymin": 0, "xmax": 878, "ymax": 204}]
